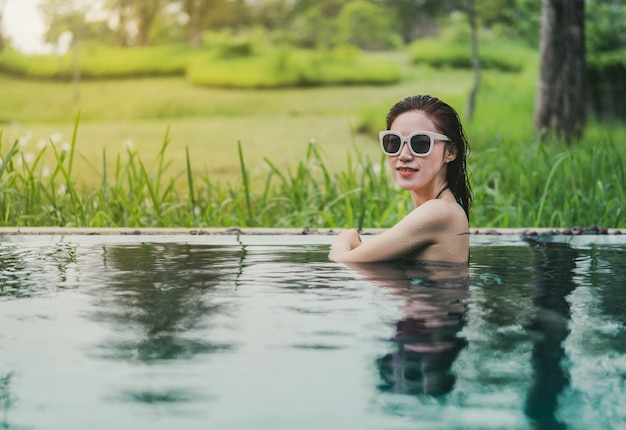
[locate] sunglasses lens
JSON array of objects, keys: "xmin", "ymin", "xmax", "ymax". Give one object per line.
[
  {"xmin": 409, "ymin": 134, "xmax": 431, "ymax": 154},
  {"xmin": 381, "ymin": 133, "xmax": 402, "ymax": 154}
]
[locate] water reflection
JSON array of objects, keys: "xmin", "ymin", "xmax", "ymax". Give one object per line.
[
  {"xmin": 347, "ymin": 260, "xmax": 469, "ymax": 396},
  {"xmin": 593, "ymin": 246, "xmax": 626, "ymax": 350},
  {"xmin": 0, "ymin": 372, "xmax": 16, "ymax": 428},
  {"xmin": 523, "ymin": 240, "xmax": 578, "ymax": 429},
  {"xmin": 88, "ymin": 243, "xmax": 242, "ymax": 363},
  {"xmin": 0, "ymin": 242, "xmax": 80, "ymax": 298}
]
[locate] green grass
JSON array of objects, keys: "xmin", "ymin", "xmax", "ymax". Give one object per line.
[
  {"xmin": 1, "ymin": 115, "xmax": 623, "ymax": 228},
  {"xmin": 0, "ymin": 59, "xmax": 462, "ymax": 189},
  {"xmin": 0, "ymin": 122, "xmax": 408, "ymax": 228},
  {"xmin": 468, "ymin": 126, "xmax": 625, "ymax": 228},
  {"xmin": 0, "ymin": 41, "xmax": 624, "ymax": 229}
]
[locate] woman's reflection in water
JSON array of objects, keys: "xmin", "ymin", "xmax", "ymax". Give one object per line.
[{"xmin": 350, "ymin": 260, "xmax": 469, "ymax": 396}]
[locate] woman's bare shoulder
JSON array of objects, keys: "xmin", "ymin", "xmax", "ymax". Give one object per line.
[{"xmin": 405, "ymin": 198, "xmax": 467, "ymax": 227}]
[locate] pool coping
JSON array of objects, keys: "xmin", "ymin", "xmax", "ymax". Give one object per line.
[{"xmin": 0, "ymin": 227, "xmax": 622, "ymax": 236}]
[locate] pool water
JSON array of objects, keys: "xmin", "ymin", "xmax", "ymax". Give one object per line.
[{"xmin": 1, "ymin": 234, "xmax": 625, "ymax": 429}]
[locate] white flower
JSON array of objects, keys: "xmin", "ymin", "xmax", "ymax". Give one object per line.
[
  {"xmin": 50, "ymin": 132, "xmax": 63, "ymax": 144},
  {"xmin": 18, "ymin": 133, "xmax": 31, "ymax": 147},
  {"xmin": 123, "ymin": 138, "xmax": 134, "ymax": 150},
  {"xmin": 17, "ymin": 136, "xmax": 30, "ymax": 148},
  {"xmin": 24, "ymin": 152, "xmax": 35, "ymax": 164},
  {"xmin": 37, "ymin": 139, "xmax": 48, "ymax": 150},
  {"xmin": 61, "ymin": 142, "xmax": 71, "ymax": 152},
  {"xmin": 42, "ymin": 166, "xmax": 51, "ymax": 178}
]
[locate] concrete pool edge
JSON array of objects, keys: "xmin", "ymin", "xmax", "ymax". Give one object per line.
[{"xmin": 0, "ymin": 227, "xmax": 622, "ymax": 236}]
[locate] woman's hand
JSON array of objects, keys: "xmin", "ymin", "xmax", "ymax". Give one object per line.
[{"xmin": 329, "ymin": 229, "xmax": 362, "ymax": 262}]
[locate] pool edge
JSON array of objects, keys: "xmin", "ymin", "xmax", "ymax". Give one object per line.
[{"xmin": 0, "ymin": 227, "xmax": 622, "ymax": 236}]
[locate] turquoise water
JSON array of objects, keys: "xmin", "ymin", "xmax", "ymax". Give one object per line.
[{"xmin": 0, "ymin": 234, "xmax": 625, "ymax": 429}]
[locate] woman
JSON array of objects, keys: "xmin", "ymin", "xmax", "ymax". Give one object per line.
[{"xmin": 329, "ymin": 95, "xmax": 472, "ymax": 263}]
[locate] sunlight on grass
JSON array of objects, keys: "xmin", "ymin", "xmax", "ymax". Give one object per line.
[{"xmin": 1, "ymin": 39, "xmax": 624, "ymax": 229}]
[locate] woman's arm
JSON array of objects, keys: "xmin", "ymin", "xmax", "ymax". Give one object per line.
[{"xmin": 329, "ymin": 200, "xmax": 456, "ymax": 263}]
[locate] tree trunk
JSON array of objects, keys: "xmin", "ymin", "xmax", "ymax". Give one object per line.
[
  {"xmin": 114, "ymin": 0, "xmax": 132, "ymax": 46},
  {"xmin": 0, "ymin": 0, "xmax": 7, "ymax": 52},
  {"xmin": 136, "ymin": 0, "xmax": 161, "ymax": 46},
  {"xmin": 534, "ymin": 0, "xmax": 586, "ymax": 144},
  {"xmin": 465, "ymin": 0, "xmax": 480, "ymax": 121},
  {"xmin": 185, "ymin": 0, "xmax": 212, "ymax": 49}
]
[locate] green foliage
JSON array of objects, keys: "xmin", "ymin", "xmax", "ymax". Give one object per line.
[
  {"xmin": 469, "ymin": 128, "xmax": 625, "ymax": 228},
  {"xmin": 1, "ymin": 117, "xmax": 624, "ymax": 228},
  {"xmin": 0, "ymin": 125, "xmax": 404, "ymax": 228},
  {"xmin": 464, "ymin": 69, "xmax": 625, "ymax": 228},
  {"xmin": 0, "ymin": 43, "xmax": 400, "ymax": 88},
  {"xmin": 39, "ymin": 0, "xmax": 100, "ymax": 44},
  {"xmin": 408, "ymin": 37, "xmax": 537, "ymax": 72},
  {"xmin": 285, "ymin": 5, "xmax": 339, "ymax": 49},
  {"xmin": 79, "ymin": 43, "xmax": 189, "ymax": 78},
  {"xmin": 204, "ymin": 29, "xmax": 261, "ymax": 58},
  {"xmin": 587, "ymin": 50, "xmax": 626, "ymax": 121},
  {"xmin": 0, "ymin": 44, "xmax": 190, "ymax": 80},
  {"xmin": 380, "ymin": 0, "xmax": 461, "ymax": 43},
  {"xmin": 1, "ymin": 33, "xmax": 624, "ymax": 229},
  {"xmin": 586, "ymin": 0, "xmax": 626, "ymax": 54},
  {"xmin": 335, "ymin": 1, "xmax": 400, "ymax": 50},
  {"xmin": 0, "ymin": 48, "xmax": 66, "ymax": 79},
  {"xmin": 482, "ymin": 0, "xmax": 540, "ymax": 47},
  {"xmin": 187, "ymin": 46, "xmax": 401, "ymax": 88}
]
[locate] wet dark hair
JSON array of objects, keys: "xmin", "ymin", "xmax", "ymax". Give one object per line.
[{"xmin": 385, "ymin": 95, "xmax": 472, "ymax": 220}]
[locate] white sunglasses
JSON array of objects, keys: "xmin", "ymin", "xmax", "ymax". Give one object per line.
[{"xmin": 379, "ymin": 130, "xmax": 450, "ymax": 157}]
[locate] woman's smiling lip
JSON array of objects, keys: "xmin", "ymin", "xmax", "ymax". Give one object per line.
[{"xmin": 397, "ymin": 167, "xmax": 417, "ymax": 177}]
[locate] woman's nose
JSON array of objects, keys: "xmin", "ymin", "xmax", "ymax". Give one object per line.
[{"xmin": 398, "ymin": 141, "xmax": 413, "ymax": 159}]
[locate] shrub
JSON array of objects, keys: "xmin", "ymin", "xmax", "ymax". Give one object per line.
[
  {"xmin": 187, "ymin": 47, "xmax": 401, "ymax": 88},
  {"xmin": 0, "ymin": 44, "xmax": 190, "ymax": 80},
  {"xmin": 408, "ymin": 38, "xmax": 536, "ymax": 72}
]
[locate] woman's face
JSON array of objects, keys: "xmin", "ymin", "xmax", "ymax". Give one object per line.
[{"xmin": 386, "ymin": 110, "xmax": 454, "ymax": 194}]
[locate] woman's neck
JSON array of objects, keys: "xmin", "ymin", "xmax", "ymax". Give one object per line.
[{"xmin": 410, "ymin": 182, "xmax": 449, "ymax": 207}]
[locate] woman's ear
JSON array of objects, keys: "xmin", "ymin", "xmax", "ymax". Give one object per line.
[{"xmin": 445, "ymin": 144, "xmax": 458, "ymax": 163}]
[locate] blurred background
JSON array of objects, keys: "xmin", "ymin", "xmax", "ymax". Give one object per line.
[{"xmin": 0, "ymin": 0, "xmax": 624, "ymax": 228}]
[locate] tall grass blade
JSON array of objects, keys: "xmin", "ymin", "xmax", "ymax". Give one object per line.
[
  {"xmin": 533, "ymin": 152, "xmax": 569, "ymax": 227},
  {"xmin": 50, "ymin": 141, "xmax": 85, "ymax": 224},
  {"xmin": 186, "ymin": 147, "xmax": 196, "ymax": 210},
  {"xmin": 0, "ymin": 140, "xmax": 20, "ymax": 180},
  {"xmin": 238, "ymin": 140, "xmax": 252, "ymax": 226},
  {"xmin": 68, "ymin": 111, "xmax": 81, "ymax": 179}
]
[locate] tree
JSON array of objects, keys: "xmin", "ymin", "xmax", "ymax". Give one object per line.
[
  {"xmin": 534, "ymin": 0, "xmax": 586, "ymax": 143},
  {"xmin": 104, "ymin": 0, "xmax": 130, "ymax": 46},
  {"xmin": 336, "ymin": 1, "xmax": 396, "ymax": 50},
  {"xmin": 40, "ymin": 0, "xmax": 96, "ymax": 100},
  {"xmin": 382, "ymin": 0, "xmax": 462, "ymax": 43},
  {"xmin": 465, "ymin": 0, "xmax": 480, "ymax": 121},
  {"xmin": 104, "ymin": 0, "xmax": 164, "ymax": 46},
  {"xmin": 0, "ymin": 0, "xmax": 6, "ymax": 51},
  {"xmin": 182, "ymin": 0, "xmax": 217, "ymax": 48},
  {"xmin": 135, "ymin": 0, "xmax": 163, "ymax": 45}
]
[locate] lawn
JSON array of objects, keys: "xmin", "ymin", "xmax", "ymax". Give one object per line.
[
  {"xmin": 1, "ymin": 45, "xmax": 624, "ymax": 228},
  {"xmin": 0, "ymin": 55, "xmax": 472, "ymax": 189}
]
